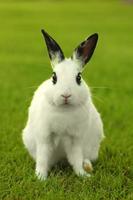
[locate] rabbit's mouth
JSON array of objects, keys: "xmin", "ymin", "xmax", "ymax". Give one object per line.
[
  {"xmin": 63, "ymin": 101, "xmax": 69, "ymax": 105},
  {"xmin": 52, "ymin": 96, "xmax": 74, "ymax": 107},
  {"xmin": 61, "ymin": 99, "xmax": 72, "ymax": 106},
  {"xmin": 64, "ymin": 99, "xmax": 69, "ymax": 105}
]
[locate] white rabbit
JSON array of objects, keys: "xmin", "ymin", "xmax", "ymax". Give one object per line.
[{"xmin": 22, "ymin": 29, "xmax": 104, "ymax": 180}]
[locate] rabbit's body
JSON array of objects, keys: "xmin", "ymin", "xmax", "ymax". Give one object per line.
[{"xmin": 22, "ymin": 31, "xmax": 104, "ymax": 180}]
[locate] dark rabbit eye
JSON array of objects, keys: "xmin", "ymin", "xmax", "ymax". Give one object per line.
[
  {"xmin": 52, "ymin": 72, "xmax": 57, "ymax": 84},
  {"xmin": 76, "ymin": 72, "xmax": 82, "ymax": 85}
]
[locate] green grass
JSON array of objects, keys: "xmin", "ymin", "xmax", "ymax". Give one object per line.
[{"xmin": 0, "ymin": 0, "xmax": 133, "ymax": 199}]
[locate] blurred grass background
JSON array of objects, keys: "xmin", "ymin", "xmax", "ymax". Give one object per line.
[{"xmin": 0, "ymin": 0, "xmax": 133, "ymax": 199}]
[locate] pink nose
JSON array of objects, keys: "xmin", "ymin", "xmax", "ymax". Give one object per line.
[{"xmin": 61, "ymin": 94, "xmax": 71, "ymax": 99}]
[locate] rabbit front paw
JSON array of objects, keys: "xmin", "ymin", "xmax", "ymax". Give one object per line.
[
  {"xmin": 75, "ymin": 168, "xmax": 91, "ymax": 177},
  {"xmin": 35, "ymin": 167, "xmax": 48, "ymax": 181},
  {"xmin": 83, "ymin": 159, "xmax": 93, "ymax": 173}
]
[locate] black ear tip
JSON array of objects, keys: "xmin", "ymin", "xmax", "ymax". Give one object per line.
[
  {"xmin": 94, "ymin": 33, "xmax": 98, "ymax": 39},
  {"xmin": 41, "ymin": 29, "xmax": 48, "ymax": 37},
  {"xmin": 91, "ymin": 33, "xmax": 98, "ymax": 40},
  {"xmin": 94, "ymin": 33, "xmax": 98, "ymax": 37},
  {"xmin": 41, "ymin": 29, "xmax": 45, "ymax": 34},
  {"xmin": 41, "ymin": 29, "xmax": 50, "ymax": 38},
  {"xmin": 87, "ymin": 33, "xmax": 98, "ymax": 41}
]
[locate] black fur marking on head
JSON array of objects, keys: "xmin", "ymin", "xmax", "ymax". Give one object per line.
[{"xmin": 41, "ymin": 29, "xmax": 65, "ymax": 63}]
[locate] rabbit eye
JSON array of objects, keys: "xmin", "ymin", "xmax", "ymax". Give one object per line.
[
  {"xmin": 52, "ymin": 72, "xmax": 57, "ymax": 84},
  {"xmin": 76, "ymin": 73, "xmax": 82, "ymax": 85}
]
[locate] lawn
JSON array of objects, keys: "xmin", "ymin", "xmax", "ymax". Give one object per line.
[{"xmin": 0, "ymin": 0, "xmax": 133, "ymax": 199}]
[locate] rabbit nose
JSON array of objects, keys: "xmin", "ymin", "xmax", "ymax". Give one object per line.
[{"xmin": 61, "ymin": 94, "xmax": 71, "ymax": 99}]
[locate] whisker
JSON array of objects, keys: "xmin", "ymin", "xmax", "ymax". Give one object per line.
[
  {"xmin": 91, "ymin": 94, "xmax": 104, "ymax": 103},
  {"xmin": 26, "ymin": 85, "xmax": 39, "ymax": 89},
  {"xmin": 23, "ymin": 85, "xmax": 39, "ymax": 91},
  {"xmin": 89, "ymin": 86, "xmax": 112, "ymax": 89}
]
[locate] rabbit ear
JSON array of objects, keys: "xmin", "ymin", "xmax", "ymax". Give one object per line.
[
  {"xmin": 72, "ymin": 33, "xmax": 98, "ymax": 69},
  {"xmin": 41, "ymin": 29, "xmax": 65, "ymax": 67}
]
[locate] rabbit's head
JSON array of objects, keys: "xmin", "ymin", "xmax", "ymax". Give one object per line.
[{"xmin": 41, "ymin": 30, "xmax": 98, "ymax": 108}]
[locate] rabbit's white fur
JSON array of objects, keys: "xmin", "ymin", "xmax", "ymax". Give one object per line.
[{"xmin": 22, "ymin": 58, "xmax": 104, "ymax": 180}]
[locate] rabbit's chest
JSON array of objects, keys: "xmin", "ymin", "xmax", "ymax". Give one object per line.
[{"xmin": 49, "ymin": 108, "xmax": 89, "ymax": 137}]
